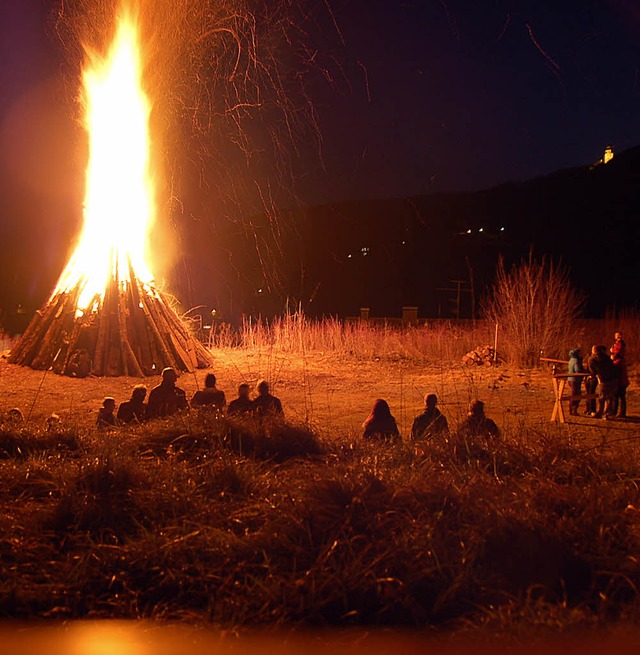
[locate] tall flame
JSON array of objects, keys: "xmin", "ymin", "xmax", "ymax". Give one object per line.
[{"xmin": 55, "ymin": 8, "xmax": 155, "ymax": 310}]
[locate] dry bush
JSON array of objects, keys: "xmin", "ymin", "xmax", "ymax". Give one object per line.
[{"xmin": 483, "ymin": 254, "xmax": 586, "ymax": 366}]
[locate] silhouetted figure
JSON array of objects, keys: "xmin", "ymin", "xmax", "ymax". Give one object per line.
[
  {"xmin": 611, "ymin": 331, "xmax": 629, "ymax": 417},
  {"xmin": 584, "ymin": 344, "xmax": 599, "ymax": 415},
  {"xmin": 5, "ymin": 407, "xmax": 24, "ymax": 425},
  {"xmin": 227, "ymin": 383, "xmax": 253, "ymax": 417},
  {"xmin": 147, "ymin": 367, "xmax": 188, "ymax": 419},
  {"xmin": 411, "ymin": 393, "xmax": 449, "ymax": 440},
  {"xmin": 459, "ymin": 400, "xmax": 500, "ymax": 440},
  {"xmin": 252, "ymin": 379, "xmax": 283, "ymax": 418},
  {"xmin": 45, "ymin": 413, "xmax": 61, "ymax": 432},
  {"xmin": 567, "ymin": 348, "xmax": 585, "ymax": 416},
  {"xmin": 97, "ymin": 397, "xmax": 117, "ymax": 428},
  {"xmin": 191, "ymin": 373, "xmax": 226, "ymax": 410},
  {"xmin": 67, "ymin": 348, "xmax": 91, "ymax": 378},
  {"xmin": 117, "ymin": 385, "xmax": 148, "ymax": 424},
  {"xmin": 588, "ymin": 344, "xmax": 618, "ymax": 418},
  {"xmin": 362, "ymin": 398, "xmax": 400, "ymax": 443}
]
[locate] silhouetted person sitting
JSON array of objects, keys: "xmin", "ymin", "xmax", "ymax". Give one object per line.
[
  {"xmin": 147, "ymin": 367, "xmax": 188, "ymax": 419},
  {"xmin": 191, "ymin": 373, "xmax": 226, "ymax": 410},
  {"xmin": 97, "ymin": 397, "xmax": 117, "ymax": 428},
  {"xmin": 252, "ymin": 379, "xmax": 283, "ymax": 418},
  {"xmin": 459, "ymin": 400, "xmax": 500, "ymax": 440},
  {"xmin": 117, "ymin": 384, "xmax": 148, "ymax": 424},
  {"xmin": 411, "ymin": 393, "xmax": 449, "ymax": 441},
  {"xmin": 6, "ymin": 407, "xmax": 24, "ymax": 425},
  {"xmin": 227, "ymin": 383, "xmax": 253, "ymax": 417},
  {"xmin": 362, "ymin": 398, "xmax": 400, "ymax": 443},
  {"xmin": 588, "ymin": 344, "xmax": 618, "ymax": 418},
  {"xmin": 67, "ymin": 348, "xmax": 91, "ymax": 378}
]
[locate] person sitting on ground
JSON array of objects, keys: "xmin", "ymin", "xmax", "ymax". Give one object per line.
[
  {"xmin": 588, "ymin": 344, "xmax": 618, "ymax": 418},
  {"xmin": 191, "ymin": 373, "xmax": 226, "ymax": 411},
  {"xmin": 97, "ymin": 397, "xmax": 117, "ymax": 428},
  {"xmin": 6, "ymin": 407, "xmax": 24, "ymax": 425},
  {"xmin": 66, "ymin": 348, "xmax": 91, "ymax": 378},
  {"xmin": 45, "ymin": 413, "xmax": 61, "ymax": 432},
  {"xmin": 362, "ymin": 398, "xmax": 401, "ymax": 443},
  {"xmin": 146, "ymin": 367, "xmax": 188, "ymax": 420},
  {"xmin": 252, "ymin": 379, "xmax": 284, "ymax": 418},
  {"xmin": 117, "ymin": 384, "xmax": 148, "ymax": 424},
  {"xmin": 227, "ymin": 383, "xmax": 253, "ymax": 417},
  {"xmin": 458, "ymin": 400, "xmax": 501, "ymax": 440},
  {"xmin": 611, "ymin": 331, "xmax": 629, "ymax": 418},
  {"xmin": 411, "ymin": 393, "xmax": 449, "ymax": 441},
  {"xmin": 567, "ymin": 348, "xmax": 585, "ymax": 416}
]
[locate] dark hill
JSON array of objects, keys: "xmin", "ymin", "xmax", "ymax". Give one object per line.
[{"xmin": 289, "ymin": 146, "xmax": 640, "ymax": 318}]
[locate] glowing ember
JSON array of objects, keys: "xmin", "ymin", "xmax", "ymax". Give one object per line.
[{"xmin": 55, "ymin": 7, "xmax": 155, "ymax": 310}]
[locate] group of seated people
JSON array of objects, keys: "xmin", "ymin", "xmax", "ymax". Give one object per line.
[
  {"xmin": 97, "ymin": 367, "xmax": 283, "ymax": 427},
  {"xmin": 362, "ymin": 394, "xmax": 500, "ymax": 443}
]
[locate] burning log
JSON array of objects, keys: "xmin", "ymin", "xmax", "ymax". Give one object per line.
[{"xmin": 9, "ymin": 264, "xmax": 211, "ymax": 377}]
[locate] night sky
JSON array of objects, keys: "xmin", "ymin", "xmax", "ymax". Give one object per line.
[{"xmin": 3, "ymin": 1, "xmax": 640, "ymax": 203}]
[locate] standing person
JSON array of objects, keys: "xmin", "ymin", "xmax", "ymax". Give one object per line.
[
  {"xmin": 588, "ymin": 345, "xmax": 618, "ymax": 418},
  {"xmin": 117, "ymin": 385, "xmax": 148, "ymax": 424},
  {"xmin": 227, "ymin": 383, "xmax": 253, "ymax": 417},
  {"xmin": 458, "ymin": 400, "xmax": 501, "ymax": 440},
  {"xmin": 567, "ymin": 348, "xmax": 585, "ymax": 416},
  {"xmin": 362, "ymin": 399, "xmax": 400, "ymax": 443},
  {"xmin": 191, "ymin": 373, "xmax": 226, "ymax": 411},
  {"xmin": 252, "ymin": 380, "xmax": 284, "ymax": 418},
  {"xmin": 611, "ymin": 331, "xmax": 629, "ymax": 418},
  {"xmin": 585, "ymin": 345, "xmax": 600, "ymax": 415},
  {"xmin": 97, "ymin": 397, "xmax": 117, "ymax": 428},
  {"xmin": 410, "ymin": 393, "xmax": 449, "ymax": 441},
  {"xmin": 147, "ymin": 367, "xmax": 188, "ymax": 419}
]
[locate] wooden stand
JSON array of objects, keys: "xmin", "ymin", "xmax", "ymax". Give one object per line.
[{"xmin": 550, "ymin": 372, "xmax": 596, "ymax": 423}]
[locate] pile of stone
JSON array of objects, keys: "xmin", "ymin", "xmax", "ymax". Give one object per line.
[{"xmin": 462, "ymin": 345, "xmax": 496, "ymax": 366}]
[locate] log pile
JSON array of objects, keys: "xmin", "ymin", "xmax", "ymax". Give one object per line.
[
  {"xmin": 461, "ymin": 345, "xmax": 497, "ymax": 367},
  {"xmin": 9, "ymin": 264, "xmax": 211, "ymax": 377}
]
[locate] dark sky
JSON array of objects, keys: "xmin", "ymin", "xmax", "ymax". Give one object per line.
[
  {"xmin": 306, "ymin": 0, "xmax": 640, "ymax": 201},
  {"xmin": 2, "ymin": 0, "xmax": 640, "ymax": 205}
]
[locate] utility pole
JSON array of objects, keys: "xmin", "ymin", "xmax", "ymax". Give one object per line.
[{"xmin": 436, "ymin": 279, "xmax": 471, "ymax": 319}]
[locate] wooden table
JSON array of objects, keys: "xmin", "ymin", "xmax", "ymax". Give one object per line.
[{"xmin": 551, "ymin": 372, "xmax": 595, "ymax": 423}]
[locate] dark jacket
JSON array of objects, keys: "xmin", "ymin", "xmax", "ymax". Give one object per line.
[
  {"xmin": 410, "ymin": 407, "xmax": 449, "ymax": 440},
  {"xmin": 117, "ymin": 400, "xmax": 147, "ymax": 423},
  {"xmin": 147, "ymin": 382, "xmax": 188, "ymax": 419},
  {"xmin": 252, "ymin": 393, "xmax": 283, "ymax": 417},
  {"xmin": 191, "ymin": 387, "xmax": 226, "ymax": 409},
  {"xmin": 363, "ymin": 416, "xmax": 400, "ymax": 443},
  {"xmin": 227, "ymin": 396, "xmax": 254, "ymax": 416},
  {"xmin": 588, "ymin": 351, "xmax": 618, "ymax": 383}
]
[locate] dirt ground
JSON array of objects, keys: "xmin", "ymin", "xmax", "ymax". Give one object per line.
[{"xmin": 1, "ymin": 345, "xmax": 638, "ymax": 445}]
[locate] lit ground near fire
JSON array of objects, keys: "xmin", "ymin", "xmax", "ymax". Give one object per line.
[{"xmin": 1, "ymin": 347, "xmax": 637, "ymax": 444}]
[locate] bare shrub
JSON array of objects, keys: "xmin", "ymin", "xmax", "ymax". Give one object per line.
[{"xmin": 483, "ymin": 253, "xmax": 585, "ymax": 366}]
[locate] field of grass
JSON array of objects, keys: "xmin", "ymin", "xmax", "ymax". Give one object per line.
[{"xmin": 1, "ymin": 317, "xmax": 640, "ymax": 641}]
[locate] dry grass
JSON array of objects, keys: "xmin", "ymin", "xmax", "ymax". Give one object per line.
[
  {"xmin": 1, "ymin": 409, "xmax": 640, "ymax": 634},
  {"xmin": 2, "ymin": 316, "xmax": 640, "ymax": 638}
]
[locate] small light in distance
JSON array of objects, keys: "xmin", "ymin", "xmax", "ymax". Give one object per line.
[
  {"xmin": 500, "ymin": 227, "xmax": 505, "ymax": 231},
  {"xmin": 257, "ymin": 288, "xmax": 262, "ymax": 294},
  {"xmin": 466, "ymin": 229, "xmax": 471, "ymax": 234},
  {"xmin": 478, "ymin": 228, "xmax": 483, "ymax": 232}
]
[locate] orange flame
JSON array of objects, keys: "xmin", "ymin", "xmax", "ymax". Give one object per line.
[{"xmin": 54, "ymin": 7, "xmax": 155, "ymax": 310}]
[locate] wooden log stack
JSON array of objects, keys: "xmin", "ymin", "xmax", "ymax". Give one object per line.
[{"xmin": 9, "ymin": 266, "xmax": 211, "ymax": 377}]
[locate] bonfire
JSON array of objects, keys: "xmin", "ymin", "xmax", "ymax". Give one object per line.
[{"xmin": 10, "ymin": 6, "xmax": 210, "ymax": 376}]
